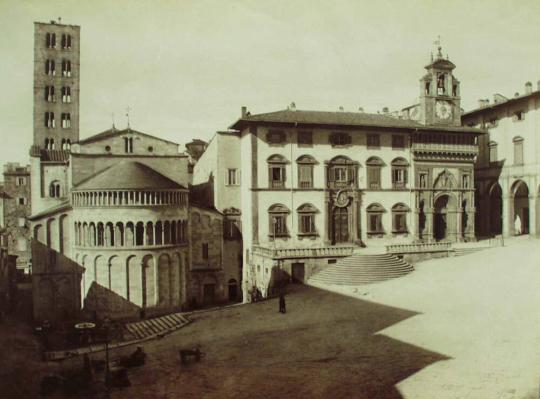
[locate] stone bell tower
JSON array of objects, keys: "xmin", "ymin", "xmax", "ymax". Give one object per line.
[{"xmin": 419, "ymin": 45, "xmax": 461, "ymax": 127}]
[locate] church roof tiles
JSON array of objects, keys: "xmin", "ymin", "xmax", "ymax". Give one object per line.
[{"xmin": 74, "ymin": 161, "xmax": 185, "ymax": 191}]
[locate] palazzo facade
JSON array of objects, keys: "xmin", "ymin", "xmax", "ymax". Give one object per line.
[
  {"xmin": 194, "ymin": 49, "xmax": 485, "ymax": 298},
  {"xmin": 463, "ymin": 81, "xmax": 540, "ymax": 238}
]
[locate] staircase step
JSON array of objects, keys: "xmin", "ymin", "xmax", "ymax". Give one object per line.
[{"xmin": 308, "ymin": 253, "xmax": 413, "ymax": 286}]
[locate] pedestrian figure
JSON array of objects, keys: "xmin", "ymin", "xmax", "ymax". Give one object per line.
[
  {"xmin": 279, "ymin": 293, "xmax": 286, "ymax": 314},
  {"xmin": 514, "ymin": 214, "xmax": 522, "ymax": 235}
]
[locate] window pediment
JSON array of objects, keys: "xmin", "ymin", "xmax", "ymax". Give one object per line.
[
  {"xmin": 268, "ymin": 204, "xmax": 290, "ymax": 213},
  {"xmin": 366, "ymin": 156, "xmax": 385, "ymax": 166},
  {"xmin": 297, "ymin": 203, "xmax": 318, "ymax": 213},
  {"xmin": 366, "ymin": 203, "xmax": 386, "ymax": 213},
  {"xmin": 267, "ymin": 154, "xmax": 288, "ymax": 164}
]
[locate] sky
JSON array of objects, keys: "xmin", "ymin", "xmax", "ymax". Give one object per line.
[{"xmin": 0, "ymin": 0, "xmax": 539, "ymax": 165}]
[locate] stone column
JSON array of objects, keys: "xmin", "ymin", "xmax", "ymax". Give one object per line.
[
  {"xmin": 425, "ymin": 208, "xmax": 434, "ymax": 242},
  {"xmin": 456, "ymin": 206, "xmax": 463, "ymax": 242},
  {"xmin": 503, "ymin": 194, "xmax": 512, "ymax": 237},
  {"xmin": 529, "ymin": 195, "xmax": 537, "ymax": 236},
  {"xmin": 324, "ymin": 192, "xmax": 331, "ymax": 245},
  {"xmin": 466, "ymin": 207, "xmax": 476, "ymax": 240}
]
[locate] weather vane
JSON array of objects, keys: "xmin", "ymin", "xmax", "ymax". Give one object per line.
[{"xmin": 126, "ymin": 106, "xmax": 131, "ymax": 129}]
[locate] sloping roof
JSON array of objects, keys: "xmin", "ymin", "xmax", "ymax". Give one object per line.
[
  {"xmin": 29, "ymin": 200, "xmax": 71, "ymax": 221},
  {"xmin": 463, "ymin": 89, "xmax": 540, "ymax": 118},
  {"xmin": 29, "ymin": 146, "xmax": 70, "ymax": 162},
  {"xmin": 74, "ymin": 161, "xmax": 185, "ymax": 191},
  {"xmin": 230, "ymin": 109, "xmax": 485, "ymax": 134},
  {"xmin": 76, "ymin": 128, "xmax": 179, "ymax": 146}
]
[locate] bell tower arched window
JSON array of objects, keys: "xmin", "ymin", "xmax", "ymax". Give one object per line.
[{"xmin": 49, "ymin": 180, "xmax": 61, "ymax": 198}]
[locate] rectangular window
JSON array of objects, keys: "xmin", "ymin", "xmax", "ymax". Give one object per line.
[
  {"xmin": 514, "ymin": 139, "xmax": 524, "ymax": 165},
  {"xmin": 270, "ymin": 166, "xmax": 285, "ymax": 188},
  {"xmin": 297, "ymin": 131, "xmax": 313, "ymax": 145},
  {"xmin": 334, "ymin": 167, "xmax": 348, "ymax": 182},
  {"xmin": 393, "ymin": 214, "xmax": 407, "ymax": 233},
  {"xmin": 62, "ymin": 60, "xmax": 72, "ymax": 77},
  {"xmin": 18, "ymin": 197, "xmax": 26, "ymax": 205},
  {"xmin": 227, "ymin": 168, "xmax": 238, "ymax": 185},
  {"xmin": 298, "ymin": 164, "xmax": 313, "ymax": 188},
  {"xmin": 367, "ymin": 134, "xmax": 380, "ymax": 148},
  {"xmin": 271, "ymin": 215, "xmax": 287, "ymax": 236},
  {"xmin": 367, "ymin": 167, "xmax": 381, "ymax": 189},
  {"xmin": 61, "ymin": 34, "xmax": 72, "ymax": 49},
  {"xmin": 44, "ymin": 86, "xmax": 55, "ymax": 102},
  {"xmin": 202, "ymin": 243, "xmax": 209, "ymax": 260},
  {"xmin": 513, "ymin": 111, "xmax": 525, "ymax": 121},
  {"xmin": 16, "ymin": 177, "xmax": 26, "ymax": 186},
  {"xmin": 392, "ymin": 135, "xmax": 405, "ymax": 149},
  {"xmin": 267, "ymin": 130, "xmax": 285, "ymax": 144},
  {"xmin": 61, "ymin": 113, "xmax": 71, "ymax": 128},
  {"xmin": 330, "ymin": 132, "xmax": 351, "ymax": 146},
  {"xmin": 368, "ymin": 214, "xmax": 383, "ymax": 233},
  {"xmin": 45, "ymin": 60, "xmax": 55, "ymax": 76},
  {"xmin": 62, "ymin": 86, "xmax": 71, "ymax": 103},
  {"xmin": 300, "ymin": 214, "xmax": 315, "ymax": 234},
  {"xmin": 44, "ymin": 112, "xmax": 55, "ymax": 128}
]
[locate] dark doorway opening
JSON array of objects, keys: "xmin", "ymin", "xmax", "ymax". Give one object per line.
[{"xmin": 291, "ymin": 263, "xmax": 305, "ymax": 284}]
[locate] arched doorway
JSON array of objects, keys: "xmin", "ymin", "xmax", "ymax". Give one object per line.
[
  {"xmin": 228, "ymin": 279, "xmax": 238, "ymax": 301},
  {"xmin": 488, "ymin": 183, "xmax": 503, "ymax": 235},
  {"xmin": 512, "ymin": 180, "xmax": 529, "ymax": 235},
  {"xmin": 332, "ymin": 207, "xmax": 349, "ymax": 244},
  {"xmin": 434, "ymin": 194, "xmax": 457, "ymax": 241}
]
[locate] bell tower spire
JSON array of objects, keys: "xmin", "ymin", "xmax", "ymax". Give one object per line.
[{"xmin": 418, "ymin": 41, "xmax": 461, "ymax": 126}]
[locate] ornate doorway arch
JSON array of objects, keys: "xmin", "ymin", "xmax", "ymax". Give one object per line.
[{"xmin": 434, "ymin": 194, "xmax": 457, "ymax": 241}]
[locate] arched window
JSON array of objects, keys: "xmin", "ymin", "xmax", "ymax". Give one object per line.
[
  {"xmin": 268, "ymin": 204, "xmax": 290, "ymax": 238},
  {"xmin": 366, "ymin": 157, "xmax": 385, "ymax": 189},
  {"xmin": 391, "ymin": 203, "xmax": 410, "ymax": 234},
  {"xmin": 155, "ymin": 221, "xmax": 163, "ymax": 245},
  {"xmin": 513, "ymin": 136, "xmax": 524, "ymax": 165},
  {"xmin": 297, "ymin": 203, "xmax": 318, "ymax": 235},
  {"xmin": 97, "ymin": 223, "xmax": 104, "ymax": 246},
  {"xmin": 366, "ymin": 203, "xmax": 385, "ymax": 236},
  {"xmin": 296, "ymin": 155, "xmax": 316, "ymax": 189},
  {"xmin": 145, "ymin": 222, "xmax": 154, "ymax": 245},
  {"xmin": 135, "ymin": 222, "xmax": 144, "ymax": 246},
  {"xmin": 391, "ymin": 157, "xmax": 409, "ymax": 189},
  {"xmin": 267, "ymin": 154, "xmax": 287, "ymax": 189},
  {"xmin": 327, "ymin": 156, "xmax": 356, "ymax": 189},
  {"xmin": 49, "ymin": 180, "xmax": 61, "ymax": 198}
]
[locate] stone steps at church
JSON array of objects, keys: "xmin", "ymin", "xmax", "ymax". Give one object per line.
[
  {"xmin": 126, "ymin": 312, "xmax": 190, "ymax": 340},
  {"xmin": 308, "ymin": 253, "xmax": 413, "ymax": 286}
]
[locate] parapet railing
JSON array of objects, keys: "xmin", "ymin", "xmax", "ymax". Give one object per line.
[
  {"xmin": 251, "ymin": 245, "xmax": 355, "ymax": 259},
  {"xmin": 386, "ymin": 242, "xmax": 452, "ymax": 254}
]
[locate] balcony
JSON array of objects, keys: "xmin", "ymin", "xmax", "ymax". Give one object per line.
[
  {"xmin": 412, "ymin": 143, "xmax": 478, "ymax": 154},
  {"xmin": 252, "ymin": 245, "xmax": 354, "ymax": 260}
]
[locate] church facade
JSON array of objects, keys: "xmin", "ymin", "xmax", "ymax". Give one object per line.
[
  {"xmin": 28, "ymin": 21, "xmax": 242, "ymax": 321},
  {"xmin": 194, "ymin": 49, "xmax": 486, "ymax": 298}
]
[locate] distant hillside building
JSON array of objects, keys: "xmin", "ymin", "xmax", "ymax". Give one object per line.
[
  {"xmin": 462, "ymin": 81, "xmax": 540, "ymax": 238},
  {"xmin": 194, "ymin": 48, "xmax": 486, "ymax": 298}
]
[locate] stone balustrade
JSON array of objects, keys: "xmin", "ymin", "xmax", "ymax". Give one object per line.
[
  {"xmin": 386, "ymin": 241, "xmax": 452, "ymax": 254},
  {"xmin": 251, "ymin": 245, "xmax": 354, "ymax": 259},
  {"xmin": 412, "ymin": 143, "xmax": 478, "ymax": 154}
]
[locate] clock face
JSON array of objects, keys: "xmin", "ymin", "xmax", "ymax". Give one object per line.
[{"xmin": 435, "ymin": 101, "xmax": 452, "ymax": 120}]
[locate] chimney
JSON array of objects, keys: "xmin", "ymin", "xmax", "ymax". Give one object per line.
[
  {"xmin": 289, "ymin": 102, "xmax": 296, "ymax": 111},
  {"xmin": 358, "ymin": 107, "xmax": 364, "ymax": 112},
  {"xmin": 537, "ymin": 80, "xmax": 540, "ymax": 91},
  {"xmin": 241, "ymin": 106, "xmax": 247, "ymax": 118},
  {"xmin": 382, "ymin": 107, "xmax": 389, "ymax": 114},
  {"xmin": 514, "ymin": 92, "xmax": 520, "ymax": 98},
  {"xmin": 478, "ymin": 99, "xmax": 489, "ymax": 108},
  {"xmin": 525, "ymin": 81, "xmax": 532, "ymax": 95},
  {"xmin": 338, "ymin": 106, "xmax": 344, "ymax": 112}
]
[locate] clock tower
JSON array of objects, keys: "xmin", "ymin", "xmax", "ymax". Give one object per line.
[{"xmin": 419, "ymin": 46, "xmax": 461, "ymax": 126}]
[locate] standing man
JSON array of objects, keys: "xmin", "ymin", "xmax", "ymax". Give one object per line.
[{"xmin": 279, "ymin": 293, "xmax": 286, "ymax": 314}]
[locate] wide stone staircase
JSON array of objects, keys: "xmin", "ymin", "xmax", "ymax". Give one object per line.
[
  {"xmin": 125, "ymin": 312, "xmax": 190, "ymax": 340},
  {"xmin": 308, "ymin": 253, "xmax": 414, "ymax": 286}
]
